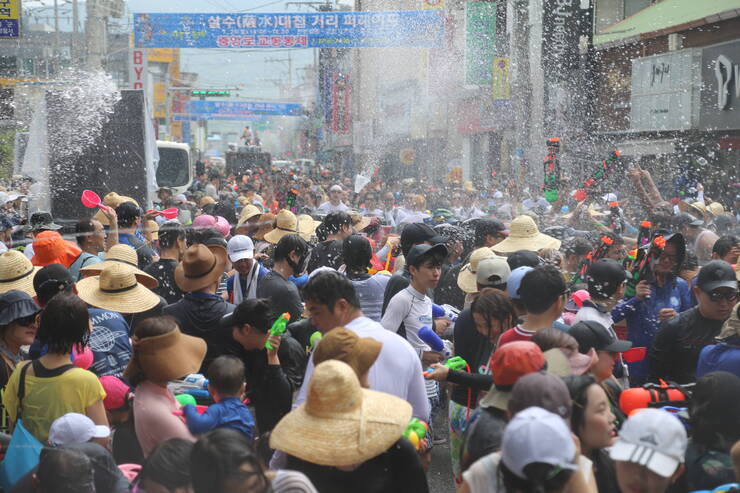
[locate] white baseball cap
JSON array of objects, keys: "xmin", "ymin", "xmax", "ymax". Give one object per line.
[
  {"xmin": 609, "ymin": 408, "xmax": 687, "ymax": 478},
  {"xmin": 227, "ymin": 235, "xmax": 254, "ymax": 263},
  {"xmin": 501, "ymin": 406, "xmax": 578, "ymax": 479},
  {"xmin": 48, "ymin": 413, "xmax": 110, "ymax": 446}
]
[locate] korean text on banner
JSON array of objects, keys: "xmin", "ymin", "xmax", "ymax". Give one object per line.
[
  {"xmin": 0, "ymin": 0, "xmax": 20, "ymax": 39},
  {"xmin": 173, "ymin": 100, "xmax": 303, "ymax": 121},
  {"xmin": 133, "ymin": 11, "xmax": 444, "ymax": 49},
  {"xmin": 465, "ymin": 2, "xmax": 497, "ymax": 86}
]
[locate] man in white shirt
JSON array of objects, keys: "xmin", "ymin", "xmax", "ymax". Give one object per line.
[
  {"xmin": 297, "ymin": 270, "xmax": 430, "ymax": 420},
  {"xmin": 317, "ymin": 184, "xmax": 349, "ymax": 214}
]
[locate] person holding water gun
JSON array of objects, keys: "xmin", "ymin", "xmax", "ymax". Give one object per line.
[
  {"xmin": 223, "ymin": 298, "xmax": 307, "ymax": 433},
  {"xmin": 612, "ymin": 233, "xmax": 693, "ymax": 385}
]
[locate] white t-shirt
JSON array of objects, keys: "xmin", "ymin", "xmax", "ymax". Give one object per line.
[
  {"xmin": 294, "ymin": 315, "xmax": 430, "ymax": 421},
  {"xmin": 573, "ymin": 305, "xmax": 616, "ymax": 336},
  {"xmin": 317, "ymin": 201, "xmax": 348, "ymax": 214}
]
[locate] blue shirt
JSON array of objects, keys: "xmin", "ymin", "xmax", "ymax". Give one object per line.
[
  {"xmin": 182, "ymin": 397, "xmax": 255, "ymax": 440},
  {"xmin": 88, "ymin": 308, "xmax": 133, "ymax": 378}
]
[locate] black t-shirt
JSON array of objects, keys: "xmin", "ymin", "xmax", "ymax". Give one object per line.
[
  {"xmin": 449, "ymin": 308, "xmax": 495, "ymax": 407},
  {"xmin": 144, "ymin": 258, "xmax": 184, "ymax": 305},
  {"xmin": 256, "ymin": 271, "xmax": 304, "ymax": 322},
  {"xmin": 287, "ymin": 437, "xmax": 429, "ymax": 493},
  {"xmin": 306, "ymin": 240, "xmax": 344, "ymax": 273}
]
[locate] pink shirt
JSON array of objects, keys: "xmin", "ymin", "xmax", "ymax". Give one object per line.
[{"xmin": 133, "ymin": 381, "xmax": 195, "ymax": 457}]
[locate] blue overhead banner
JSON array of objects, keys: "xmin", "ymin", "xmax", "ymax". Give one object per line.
[
  {"xmin": 173, "ymin": 100, "xmax": 303, "ymax": 121},
  {"xmin": 133, "ymin": 11, "xmax": 444, "ymax": 49}
]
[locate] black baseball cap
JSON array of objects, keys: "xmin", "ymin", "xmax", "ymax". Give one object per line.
[
  {"xmin": 672, "ymin": 212, "xmax": 703, "ymax": 229},
  {"xmin": 507, "ymin": 250, "xmax": 540, "ymax": 270},
  {"xmin": 586, "ymin": 258, "xmax": 627, "ymax": 298},
  {"xmin": 406, "ymin": 243, "xmax": 449, "ymax": 268},
  {"xmin": 568, "ymin": 320, "xmax": 632, "ymax": 354},
  {"xmin": 696, "ymin": 260, "xmax": 738, "ymax": 292},
  {"xmin": 400, "ymin": 223, "xmax": 447, "ymax": 247}
]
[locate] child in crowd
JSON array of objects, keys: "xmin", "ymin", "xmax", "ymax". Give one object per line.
[{"xmin": 181, "ymin": 355, "xmax": 255, "ymax": 440}]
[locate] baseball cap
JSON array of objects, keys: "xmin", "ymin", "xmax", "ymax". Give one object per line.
[
  {"xmin": 507, "ymin": 250, "xmax": 540, "ymax": 270},
  {"xmin": 610, "ymin": 408, "xmax": 687, "ymax": 478},
  {"xmin": 329, "ymin": 184, "xmax": 343, "ymax": 192},
  {"xmin": 227, "ymin": 235, "xmax": 254, "ymax": 263},
  {"xmin": 506, "ymin": 266, "xmax": 533, "ymax": 300},
  {"xmin": 476, "ymin": 257, "xmax": 510, "ymax": 287},
  {"xmin": 586, "ymin": 258, "xmax": 627, "ymax": 298},
  {"xmin": 405, "ymin": 243, "xmax": 448, "ymax": 269},
  {"xmin": 501, "ymin": 406, "xmax": 578, "ymax": 480},
  {"xmin": 99, "ymin": 376, "xmax": 131, "ymax": 411},
  {"xmin": 508, "ymin": 372, "xmax": 572, "ymax": 420},
  {"xmin": 696, "ymin": 260, "xmax": 738, "ymax": 293},
  {"xmin": 400, "ymin": 223, "xmax": 447, "ymax": 248},
  {"xmin": 568, "ymin": 320, "xmax": 632, "ymax": 353},
  {"xmin": 565, "ymin": 289, "xmax": 591, "ymax": 312},
  {"xmin": 480, "ymin": 341, "xmax": 545, "ymax": 410},
  {"xmin": 48, "ymin": 413, "xmax": 111, "ymax": 446},
  {"xmin": 672, "ymin": 212, "xmax": 703, "ymax": 229}
]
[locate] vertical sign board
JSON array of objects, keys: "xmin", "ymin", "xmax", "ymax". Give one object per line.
[
  {"xmin": 465, "ymin": 2, "xmax": 497, "ymax": 85},
  {"xmin": 331, "ymin": 73, "xmax": 350, "ymax": 134},
  {"xmin": 541, "ymin": 0, "xmax": 582, "ymax": 83},
  {"xmin": 700, "ymin": 40, "xmax": 740, "ymax": 131},
  {"xmin": 129, "ymin": 48, "xmax": 149, "ymax": 92},
  {"xmin": 492, "ymin": 57, "xmax": 510, "ymax": 100},
  {"xmin": 0, "ymin": 0, "xmax": 20, "ymax": 39}
]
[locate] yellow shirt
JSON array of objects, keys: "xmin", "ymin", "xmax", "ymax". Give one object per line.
[{"xmin": 3, "ymin": 362, "xmax": 106, "ymax": 444}]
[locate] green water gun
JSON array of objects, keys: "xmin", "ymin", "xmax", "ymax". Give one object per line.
[
  {"xmin": 403, "ymin": 417, "xmax": 429, "ymax": 450},
  {"xmin": 423, "ymin": 356, "xmax": 467, "ymax": 377},
  {"xmin": 309, "ymin": 331, "xmax": 322, "ymax": 350},
  {"xmin": 265, "ymin": 313, "xmax": 291, "ymax": 350}
]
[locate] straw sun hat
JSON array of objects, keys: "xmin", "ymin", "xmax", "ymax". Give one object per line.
[
  {"xmin": 264, "ymin": 209, "xmax": 299, "ymax": 244},
  {"xmin": 297, "ymin": 214, "xmax": 321, "ymax": 242},
  {"xmin": 492, "ymin": 215, "xmax": 561, "ymax": 253},
  {"xmin": 237, "ymin": 204, "xmax": 262, "ymax": 227},
  {"xmin": 76, "ymin": 263, "xmax": 160, "ymax": 314},
  {"xmin": 457, "ymin": 247, "xmax": 497, "ymax": 293},
  {"xmin": 0, "ymin": 250, "xmax": 39, "ymax": 297},
  {"xmin": 93, "ymin": 193, "xmax": 139, "ymax": 226},
  {"xmin": 174, "ymin": 243, "xmax": 228, "ymax": 292},
  {"xmin": 270, "ymin": 360, "xmax": 411, "ymax": 467},
  {"xmin": 80, "ymin": 244, "xmax": 158, "ymax": 289}
]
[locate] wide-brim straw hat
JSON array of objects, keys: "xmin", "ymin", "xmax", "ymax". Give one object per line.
[
  {"xmin": 561, "ymin": 203, "xmax": 605, "ymax": 220},
  {"xmin": 94, "ymin": 193, "xmax": 139, "ymax": 226},
  {"xmin": 174, "ymin": 243, "xmax": 228, "ymax": 292},
  {"xmin": 297, "ymin": 215, "xmax": 321, "ymax": 242},
  {"xmin": 349, "ymin": 211, "xmax": 371, "ymax": 233},
  {"xmin": 252, "ymin": 213, "xmax": 276, "ymax": 241},
  {"xmin": 237, "ymin": 204, "xmax": 262, "ymax": 227},
  {"xmin": 707, "ymin": 202, "xmax": 725, "ymax": 216},
  {"xmin": 0, "ymin": 250, "xmax": 39, "ymax": 296},
  {"xmin": 492, "ymin": 215, "xmax": 561, "ymax": 253},
  {"xmin": 76, "ymin": 263, "xmax": 161, "ymax": 314},
  {"xmin": 80, "ymin": 244, "xmax": 158, "ymax": 289},
  {"xmin": 124, "ymin": 326, "xmax": 206, "ymax": 383},
  {"xmin": 270, "ymin": 360, "xmax": 411, "ymax": 467},
  {"xmin": 264, "ymin": 209, "xmax": 299, "ymax": 244},
  {"xmin": 457, "ymin": 247, "xmax": 497, "ymax": 293}
]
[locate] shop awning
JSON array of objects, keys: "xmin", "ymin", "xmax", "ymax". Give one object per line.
[{"xmin": 594, "ymin": 0, "xmax": 740, "ymax": 49}]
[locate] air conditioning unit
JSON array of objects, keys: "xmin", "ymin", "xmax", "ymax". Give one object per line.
[{"xmin": 668, "ymin": 33, "xmax": 683, "ymax": 51}]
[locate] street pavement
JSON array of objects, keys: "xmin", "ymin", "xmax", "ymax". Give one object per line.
[{"xmin": 428, "ymin": 402, "xmax": 456, "ymax": 493}]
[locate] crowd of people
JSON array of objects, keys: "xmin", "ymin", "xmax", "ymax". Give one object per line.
[{"xmin": 0, "ymin": 160, "xmax": 736, "ymax": 493}]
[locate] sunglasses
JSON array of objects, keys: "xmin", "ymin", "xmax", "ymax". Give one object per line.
[{"xmin": 707, "ymin": 291, "xmax": 739, "ymax": 302}]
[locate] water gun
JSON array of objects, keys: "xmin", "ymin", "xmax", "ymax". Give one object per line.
[
  {"xmin": 543, "ymin": 137, "xmax": 561, "ymax": 203},
  {"xmin": 572, "ymin": 234, "xmax": 614, "ymax": 285},
  {"xmin": 619, "ymin": 379, "xmax": 690, "ymax": 417},
  {"xmin": 432, "ymin": 303, "xmax": 459, "ymax": 324},
  {"xmin": 636, "ymin": 221, "xmax": 652, "ymax": 248},
  {"xmin": 265, "ymin": 313, "xmax": 291, "ymax": 350},
  {"xmin": 608, "ymin": 202, "xmax": 623, "ymax": 235},
  {"xmin": 572, "ymin": 150, "xmax": 622, "ymax": 203},
  {"xmin": 624, "ymin": 235, "xmax": 666, "ymax": 298},
  {"xmin": 423, "ymin": 356, "xmax": 468, "ymax": 377},
  {"xmin": 175, "ymin": 394, "xmax": 197, "ymax": 406},
  {"xmin": 418, "ymin": 326, "xmax": 453, "ymax": 358},
  {"xmin": 286, "ymin": 188, "xmax": 299, "ymax": 209},
  {"xmin": 403, "ymin": 418, "xmax": 429, "ymax": 450},
  {"xmin": 309, "ymin": 331, "xmax": 322, "ymax": 350}
]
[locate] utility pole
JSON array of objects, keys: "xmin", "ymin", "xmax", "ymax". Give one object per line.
[
  {"xmin": 54, "ymin": 0, "xmax": 60, "ymax": 74},
  {"xmin": 85, "ymin": 0, "xmax": 107, "ymax": 70},
  {"xmin": 72, "ymin": 0, "xmax": 79, "ymax": 66}
]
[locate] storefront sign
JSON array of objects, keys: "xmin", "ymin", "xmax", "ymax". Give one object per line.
[
  {"xmin": 134, "ymin": 11, "xmax": 444, "ymax": 49},
  {"xmin": 630, "ymin": 49, "xmax": 701, "ymax": 132},
  {"xmin": 0, "ymin": 0, "xmax": 20, "ymax": 38},
  {"xmin": 465, "ymin": 2, "xmax": 497, "ymax": 85},
  {"xmin": 492, "ymin": 57, "xmax": 510, "ymax": 100},
  {"xmin": 331, "ymin": 73, "xmax": 350, "ymax": 134},
  {"xmin": 700, "ymin": 40, "xmax": 740, "ymax": 131},
  {"xmin": 541, "ymin": 0, "xmax": 583, "ymax": 82},
  {"xmin": 174, "ymin": 100, "xmax": 302, "ymax": 120},
  {"xmin": 129, "ymin": 48, "xmax": 149, "ymax": 91}
]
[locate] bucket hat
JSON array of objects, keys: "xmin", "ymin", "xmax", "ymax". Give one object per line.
[
  {"xmin": 0, "ymin": 250, "xmax": 39, "ymax": 296},
  {"xmin": 24, "ymin": 212, "xmax": 61, "ymax": 233},
  {"xmin": 31, "ymin": 231, "xmax": 82, "ymax": 268},
  {"xmin": 123, "ymin": 325, "xmax": 206, "ymax": 383},
  {"xmin": 174, "ymin": 243, "xmax": 228, "ymax": 292},
  {"xmin": 457, "ymin": 247, "xmax": 497, "ymax": 293},
  {"xmin": 264, "ymin": 209, "xmax": 299, "ymax": 244},
  {"xmin": 76, "ymin": 263, "xmax": 161, "ymax": 314},
  {"xmin": 0, "ymin": 290, "xmax": 40, "ymax": 325},
  {"xmin": 79, "ymin": 244, "xmax": 158, "ymax": 289},
  {"xmin": 492, "ymin": 215, "xmax": 561, "ymax": 253},
  {"xmin": 270, "ymin": 360, "xmax": 411, "ymax": 467}
]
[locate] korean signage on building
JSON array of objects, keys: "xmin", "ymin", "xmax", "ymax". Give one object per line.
[
  {"xmin": 541, "ymin": 0, "xmax": 584, "ymax": 82},
  {"xmin": 134, "ymin": 11, "xmax": 444, "ymax": 49},
  {"xmin": 331, "ymin": 73, "xmax": 350, "ymax": 134},
  {"xmin": 700, "ymin": 39, "xmax": 740, "ymax": 131},
  {"xmin": 465, "ymin": 2, "xmax": 496, "ymax": 85},
  {"xmin": 630, "ymin": 49, "xmax": 701, "ymax": 132},
  {"xmin": 0, "ymin": 0, "xmax": 20, "ymax": 38}
]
